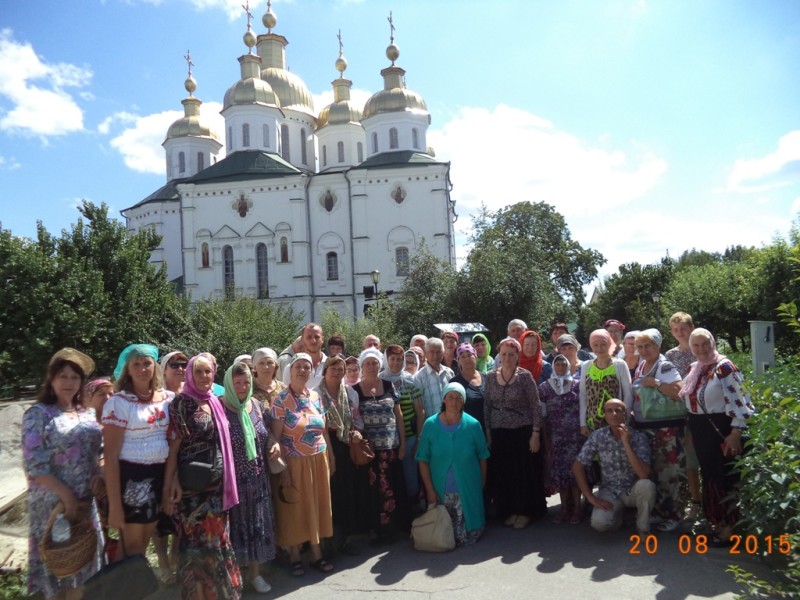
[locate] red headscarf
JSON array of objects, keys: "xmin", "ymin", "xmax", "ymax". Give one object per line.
[{"xmin": 518, "ymin": 330, "xmax": 544, "ymax": 382}]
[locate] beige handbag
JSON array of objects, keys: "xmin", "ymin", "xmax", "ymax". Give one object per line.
[{"xmin": 411, "ymin": 504, "xmax": 455, "ymax": 552}]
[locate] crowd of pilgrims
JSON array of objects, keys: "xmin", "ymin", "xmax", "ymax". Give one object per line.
[{"xmin": 22, "ymin": 312, "xmax": 755, "ymax": 600}]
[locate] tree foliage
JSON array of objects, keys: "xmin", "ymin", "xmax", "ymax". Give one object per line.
[{"xmin": 319, "ymin": 300, "xmax": 401, "ymax": 355}]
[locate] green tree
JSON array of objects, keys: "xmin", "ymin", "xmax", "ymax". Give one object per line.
[
  {"xmin": 319, "ymin": 300, "xmax": 401, "ymax": 355},
  {"xmin": 460, "ymin": 202, "xmax": 605, "ymax": 338},
  {"xmin": 393, "ymin": 241, "xmax": 459, "ymax": 341}
]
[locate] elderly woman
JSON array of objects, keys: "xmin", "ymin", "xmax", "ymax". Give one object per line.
[
  {"xmin": 679, "ymin": 328, "xmax": 754, "ymax": 546},
  {"xmin": 556, "ymin": 334, "xmax": 583, "ymax": 380},
  {"xmin": 270, "ymin": 353, "xmax": 334, "ymax": 576},
  {"xmin": 221, "ymin": 362, "xmax": 276, "ymax": 594},
  {"xmin": 354, "ymin": 348, "xmax": 409, "ymax": 544},
  {"xmin": 471, "ymin": 333, "xmax": 493, "ymax": 374},
  {"xmin": 316, "ymin": 355, "xmax": 368, "ymax": 555},
  {"xmin": 630, "ymin": 329, "xmax": 684, "ymax": 532},
  {"xmin": 622, "ymin": 331, "xmax": 641, "ymax": 379},
  {"xmin": 519, "ymin": 330, "xmax": 553, "ymax": 385},
  {"xmin": 417, "ymin": 382, "xmax": 490, "ymax": 546},
  {"xmin": 403, "ymin": 348, "xmax": 420, "ymax": 376},
  {"xmin": 344, "ymin": 355, "xmax": 361, "ymax": 386},
  {"xmin": 102, "ymin": 344, "xmax": 174, "ymax": 558},
  {"xmin": 538, "ymin": 355, "xmax": 583, "ymax": 524},
  {"xmin": 161, "ymin": 351, "xmax": 189, "ymax": 395},
  {"xmin": 250, "ymin": 348, "xmax": 285, "ymax": 413},
  {"xmin": 484, "ymin": 337, "xmax": 545, "ymax": 529},
  {"xmin": 579, "ymin": 329, "xmax": 633, "ymax": 436},
  {"xmin": 450, "ymin": 343, "xmax": 487, "ymax": 434},
  {"xmin": 22, "ymin": 348, "xmax": 104, "ymax": 600},
  {"xmin": 84, "ymin": 377, "xmax": 113, "ymax": 423},
  {"xmin": 164, "ymin": 353, "xmax": 241, "ymax": 599},
  {"xmin": 380, "ymin": 345, "xmax": 423, "ymax": 511},
  {"xmin": 441, "ymin": 331, "xmax": 460, "ymax": 374}
]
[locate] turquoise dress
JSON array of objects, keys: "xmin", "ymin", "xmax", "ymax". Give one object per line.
[{"xmin": 416, "ymin": 412, "xmax": 490, "ymax": 534}]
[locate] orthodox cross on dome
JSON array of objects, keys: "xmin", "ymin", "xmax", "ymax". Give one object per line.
[
  {"xmin": 242, "ymin": 1, "xmax": 253, "ymax": 27},
  {"xmin": 337, "ymin": 29, "xmax": 343, "ymax": 57},
  {"xmin": 184, "ymin": 50, "xmax": 194, "ymax": 76},
  {"xmin": 387, "ymin": 11, "xmax": 395, "ymax": 44}
]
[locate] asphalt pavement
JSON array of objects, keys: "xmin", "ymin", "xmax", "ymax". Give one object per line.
[{"xmin": 148, "ymin": 499, "xmax": 779, "ymax": 600}]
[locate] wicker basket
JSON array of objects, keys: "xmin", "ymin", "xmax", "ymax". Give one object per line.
[{"xmin": 39, "ymin": 501, "xmax": 97, "ymax": 579}]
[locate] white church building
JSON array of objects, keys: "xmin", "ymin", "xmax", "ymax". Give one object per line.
[{"xmin": 122, "ymin": 4, "xmax": 456, "ymax": 320}]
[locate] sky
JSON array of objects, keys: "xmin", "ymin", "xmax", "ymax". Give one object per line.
[{"xmin": 1, "ymin": 0, "xmax": 799, "ymax": 284}]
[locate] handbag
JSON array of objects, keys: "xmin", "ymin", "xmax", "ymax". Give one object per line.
[
  {"xmin": 411, "ymin": 504, "xmax": 455, "ymax": 552},
  {"xmin": 349, "ymin": 429, "xmax": 375, "ymax": 466},
  {"xmin": 179, "ymin": 444, "xmax": 222, "ymax": 492},
  {"xmin": 83, "ymin": 533, "xmax": 158, "ymax": 600},
  {"xmin": 638, "ymin": 386, "xmax": 687, "ymax": 421}
]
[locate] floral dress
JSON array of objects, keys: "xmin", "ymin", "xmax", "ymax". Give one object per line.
[
  {"xmin": 538, "ymin": 379, "xmax": 582, "ymax": 490},
  {"xmin": 22, "ymin": 404, "xmax": 104, "ymax": 598},
  {"xmin": 225, "ymin": 401, "xmax": 276, "ymax": 565},
  {"xmin": 353, "ymin": 381, "xmax": 409, "ymax": 540},
  {"xmin": 168, "ymin": 394, "xmax": 241, "ymax": 600}
]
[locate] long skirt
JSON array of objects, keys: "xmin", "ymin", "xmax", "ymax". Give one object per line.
[
  {"xmin": 274, "ymin": 452, "xmax": 333, "ymax": 548},
  {"xmin": 329, "ymin": 434, "xmax": 370, "ymax": 539},
  {"xmin": 687, "ymin": 413, "xmax": 740, "ymax": 529},
  {"xmin": 643, "ymin": 426, "xmax": 684, "ymax": 522},
  {"xmin": 367, "ymin": 448, "xmax": 410, "ymax": 540},
  {"xmin": 228, "ymin": 470, "xmax": 276, "ymax": 565},
  {"xmin": 177, "ymin": 489, "xmax": 241, "ymax": 600},
  {"xmin": 490, "ymin": 425, "xmax": 546, "ymax": 519}
]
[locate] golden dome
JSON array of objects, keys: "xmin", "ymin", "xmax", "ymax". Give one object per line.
[
  {"xmin": 317, "ymin": 99, "xmax": 362, "ymax": 129},
  {"xmin": 166, "ymin": 97, "xmax": 219, "ymax": 141},
  {"xmin": 362, "ymin": 86, "xmax": 427, "ymax": 119},
  {"xmin": 262, "ymin": 67, "xmax": 315, "ymax": 116},
  {"xmin": 223, "ymin": 77, "xmax": 279, "ymax": 110}
]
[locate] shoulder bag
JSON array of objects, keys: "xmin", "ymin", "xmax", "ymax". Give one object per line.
[{"xmin": 411, "ymin": 504, "xmax": 455, "ymax": 552}]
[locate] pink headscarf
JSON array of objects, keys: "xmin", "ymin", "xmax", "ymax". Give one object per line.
[
  {"xmin": 678, "ymin": 328, "xmax": 725, "ymax": 400},
  {"xmin": 589, "ymin": 329, "xmax": 614, "ymax": 356},
  {"xmin": 183, "ymin": 353, "xmax": 239, "ymax": 511}
]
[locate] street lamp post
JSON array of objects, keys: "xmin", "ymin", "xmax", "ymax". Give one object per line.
[
  {"xmin": 371, "ymin": 269, "xmax": 381, "ymax": 310},
  {"xmin": 652, "ymin": 291, "xmax": 661, "ymax": 319}
]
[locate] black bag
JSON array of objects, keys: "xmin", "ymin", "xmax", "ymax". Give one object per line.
[
  {"xmin": 179, "ymin": 444, "xmax": 221, "ymax": 492},
  {"xmin": 83, "ymin": 535, "xmax": 158, "ymax": 600}
]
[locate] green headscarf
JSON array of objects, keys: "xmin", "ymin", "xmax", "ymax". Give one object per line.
[
  {"xmin": 223, "ymin": 362, "xmax": 257, "ymax": 461},
  {"xmin": 472, "ymin": 333, "xmax": 493, "ymax": 373}
]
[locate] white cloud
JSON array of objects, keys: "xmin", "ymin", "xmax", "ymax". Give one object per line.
[
  {"xmin": 725, "ymin": 130, "xmax": 800, "ymax": 193},
  {"xmin": 0, "ymin": 155, "xmax": 21, "ymax": 170},
  {"xmin": 102, "ymin": 102, "xmax": 224, "ymax": 174},
  {"xmin": 428, "ymin": 104, "xmax": 667, "ymax": 220},
  {"xmin": 189, "ymin": 0, "xmax": 257, "ymax": 21},
  {"xmin": 791, "ymin": 197, "xmax": 800, "ymax": 216},
  {"xmin": 0, "ymin": 29, "xmax": 92, "ymax": 137}
]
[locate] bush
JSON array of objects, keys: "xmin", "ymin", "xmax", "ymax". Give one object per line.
[
  {"xmin": 319, "ymin": 301, "xmax": 402, "ymax": 356},
  {"xmin": 728, "ymin": 356, "xmax": 800, "ymax": 598}
]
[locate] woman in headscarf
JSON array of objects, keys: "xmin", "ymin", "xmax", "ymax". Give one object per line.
[
  {"xmin": 630, "ymin": 329, "xmax": 684, "ymax": 533},
  {"xmin": 316, "ymin": 355, "xmax": 368, "ymax": 555},
  {"xmin": 22, "ymin": 348, "xmax": 104, "ymax": 600},
  {"xmin": 679, "ymin": 328, "xmax": 754, "ymax": 546},
  {"xmin": 161, "ymin": 351, "xmax": 189, "ymax": 396},
  {"xmin": 538, "ymin": 355, "xmax": 583, "ymax": 524},
  {"xmin": 380, "ymin": 345, "xmax": 423, "ymax": 512},
  {"xmin": 84, "ymin": 378, "xmax": 113, "ymax": 423},
  {"xmin": 403, "ymin": 348, "xmax": 420, "ymax": 376},
  {"xmin": 450, "ymin": 343, "xmax": 487, "ymax": 434},
  {"xmin": 622, "ymin": 331, "xmax": 641, "ymax": 380},
  {"xmin": 102, "ymin": 344, "xmax": 173, "ymax": 557},
  {"xmin": 555, "ymin": 334, "xmax": 583, "ymax": 380},
  {"xmin": 270, "ymin": 353, "xmax": 334, "ymax": 576},
  {"xmin": 405, "ymin": 347, "xmax": 424, "ymax": 376},
  {"xmin": 519, "ymin": 330, "xmax": 553, "ymax": 385},
  {"xmin": 471, "ymin": 333, "xmax": 493, "ymax": 374},
  {"xmin": 163, "ymin": 353, "xmax": 242, "ymax": 599},
  {"xmin": 484, "ymin": 337, "xmax": 545, "ymax": 529},
  {"xmin": 220, "ymin": 362, "xmax": 276, "ymax": 594},
  {"xmin": 250, "ymin": 348, "xmax": 285, "ymax": 414},
  {"xmin": 353, "ymin": 348, "xmax": 409, "ymax": 544},
  {"xmin": 417, "ymin": 382, "xmax": 490, "ymax": 546},
  {"xmin": 579, "ymin": 329, "xmax": 633, "ymax": 436}
]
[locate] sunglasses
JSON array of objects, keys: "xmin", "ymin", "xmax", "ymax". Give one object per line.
[{"xmin": 168, "ymin": 362, "xmax": 188, "ymax": 369}]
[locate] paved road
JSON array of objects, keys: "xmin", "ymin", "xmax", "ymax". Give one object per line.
[{"xmin": 149, "ymin": 502, "xmax": 778, "ymax": 600}]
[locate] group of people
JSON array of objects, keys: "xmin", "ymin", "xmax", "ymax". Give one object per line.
[{"xmin": 22, "ymin": 313, "xmax": 754, "ymax": 600}]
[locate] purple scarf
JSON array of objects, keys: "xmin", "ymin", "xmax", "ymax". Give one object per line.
[{"xmin": 184, "ymin": 354, "xmax": 239, "ymax": 511}]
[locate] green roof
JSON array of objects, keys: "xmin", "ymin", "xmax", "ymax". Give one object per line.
[
  {"xmin": 184, "ymin": 150, "xmax": 302, "ymax": 183},
  {"xmin": 124, "ymin": 180, "xmax": 182, "ymax": 212},
  {"xmin": 357, "ymin": 150, "xmax": 443, "ymax": 169}
]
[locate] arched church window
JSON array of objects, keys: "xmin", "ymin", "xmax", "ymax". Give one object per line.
[
  {"xmin": 179, "ymin": 151, "xmax": 186, "ymax": 174},
  {"xmin": 280, "ymin": 237, "xmax": 289, "ymax": 263},
  {"xmin": 300, "ymin": 128, "xmax": 308, "ymax": 165},
  {"xmin": 223, "ymin": 245, "xmax": 235, "ymax": 294},
  {"xmin": 201, "ymin": 243, "xmax": 210, "ymax": 268},
  {"xmin": 281, "ymin": 125, "xmax": 290, "ymax": 161},
  {"xmin": 197, "ymin": 152, "xmax": 204, "ymax": 171},
  {"xmin": 357, "ymin": 142, "xmax": 363, "ymax": 163},
  {"xmin": 372, "ymin": 132, "xmax": 378, "ymax": 154},
  {"xmin": 389, "ymin": 128, "xmax": 399, "ymax": 149},
  {"xmin": 322, "ymin": 145, "xmax": 327, "ymax": 167},
  {"xmin": 263, "ymin": 124, "xmax": 269, "ymax": 148},
  {"xmin": 412, "ymin": 128, "xmax": 419, "ymax": 149},
  {"xmin": 395, "ymin": 246, "xmax": 410, "ymax": 276},
  {"xmin": 256, "ymin": 243, "xmax": 269, "ymax": 299},
  {"xmin": 242, "ymin": 123, "xmax": 250, "ymax": 147},
  {"xmin": 326, "ymin": 252, "xmax": 339, "ymax": 281},
  {"xmin": 337, "ymin": 141, "xmax": 344, "ymax": 163}
]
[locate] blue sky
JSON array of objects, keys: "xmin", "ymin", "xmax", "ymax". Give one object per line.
[{"xmin": 1, "ymin": 0, "xmax": 798, "ymax": 281}]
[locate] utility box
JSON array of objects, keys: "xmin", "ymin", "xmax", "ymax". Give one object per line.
[{"xmin": 749, "ymin": 320, "xmax": 776, "ymax": 375}]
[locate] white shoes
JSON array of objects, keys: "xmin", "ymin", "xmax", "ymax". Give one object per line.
[{"xmin": 252, "ymin": 575, "xmax": 272, "ymax": 594}]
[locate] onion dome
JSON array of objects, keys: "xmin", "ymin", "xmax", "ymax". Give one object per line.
[
  {"xmin": 223, "ymin": 14, "xmax": 280, "ymax": 111},
  {"xmin": 256, "ymin": 2, "xmax": 315, "ymax": 117},
  {"xmin": 165, "ymin": 56, "xmax": 219, "ymax": 141},
  {"xmin": 317, "ymin": 34, "xmax": 362, "ymax": 129},
  {"xmin": 362, "ymin": 18, "xmax": 427, "ymax": 119}
]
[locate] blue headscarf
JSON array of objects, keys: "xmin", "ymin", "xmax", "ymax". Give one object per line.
[{"xmin": 113, "ymin": 343, "xmax": 159, "ymax": 380}]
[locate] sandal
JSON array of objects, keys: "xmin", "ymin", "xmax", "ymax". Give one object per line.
[
  {"xmin": 290, "ymin": 561, "xmax": 305, "ymax": 577},
  {"xmin": 310, "ymin": 558, "xmax": 334, "ymax": 574}
]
